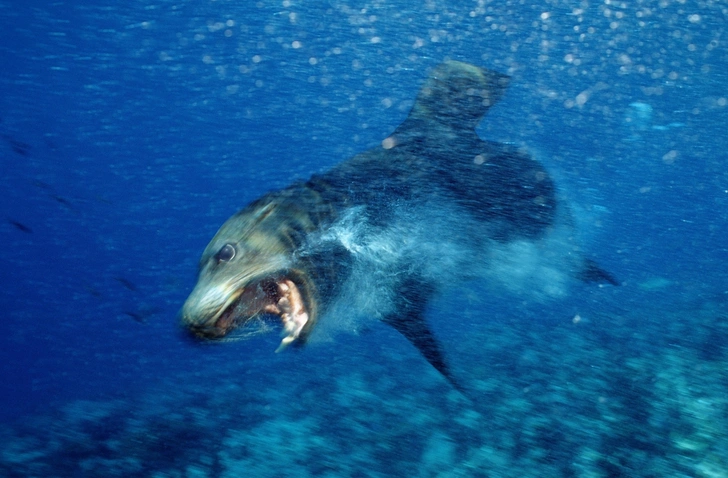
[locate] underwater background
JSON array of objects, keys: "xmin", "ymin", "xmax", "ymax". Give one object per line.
[{"xmin": 1, "ymin": 0, "xmax": 727, "ymax": 476}]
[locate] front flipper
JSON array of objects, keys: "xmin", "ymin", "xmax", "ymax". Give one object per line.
[
  {"xmin": 383, "ymin": 281, "xmax": 465, "ymax": 393},
  {"xmin": 578, "ymin": 259, "xmax": 620, "ymax": 286}
]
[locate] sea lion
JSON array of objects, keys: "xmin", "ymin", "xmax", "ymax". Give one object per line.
[{"xmin": 180, "ymin": 61, "xmax": 617, "ymax": 391}]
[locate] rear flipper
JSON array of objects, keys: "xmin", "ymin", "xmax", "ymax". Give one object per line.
[{"xmin": 578, "ymin": 258, "xmax": 620, "ymax": 286}]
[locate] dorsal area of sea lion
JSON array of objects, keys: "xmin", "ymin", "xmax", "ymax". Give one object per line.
[{"xmin": 405, "ymin": 60, "xmax": 511, "ymax": 132}]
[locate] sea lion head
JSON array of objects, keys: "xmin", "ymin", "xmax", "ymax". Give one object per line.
[{"xmin": 180, "ymin": 199, "xmax": 317, "ymax": 351}]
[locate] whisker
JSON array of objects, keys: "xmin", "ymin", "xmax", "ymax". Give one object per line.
[{"xmin": 222, "ymin": 314, "xmax": 278, "ymax": 342}]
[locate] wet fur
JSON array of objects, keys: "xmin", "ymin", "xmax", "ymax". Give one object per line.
[{"xmin": 181, "ymin": 61, "xmax": 617, "ymax": 391}]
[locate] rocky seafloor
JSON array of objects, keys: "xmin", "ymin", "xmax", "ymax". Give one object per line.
[{"xmin": 2, "ymin": 291, "xmax": 728, "ymax": 477}]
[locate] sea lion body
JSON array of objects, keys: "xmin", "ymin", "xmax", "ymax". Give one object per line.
[{"xmin": 180, "ymin": 61, "xmax": 616, "ymax": 390}]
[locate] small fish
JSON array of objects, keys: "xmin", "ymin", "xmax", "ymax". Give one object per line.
[
  {"xmin": 32, "ymin": 180, "xmax": 56, "ymax": 191},
  {"xmin": 123, "ymin": 311, "xmax": 147, "ymax": 323},
  {"xmin": 7, "ymin": 219, "xmax": 32, "ymax": 233},
  {"xmin": 2, "ymin": 135, "xmax": 31, "ymax": 157},
  {"xmin": 50, "ymin": 194, "xmax": 75, "ymax": 210},
  {"xmin": 124, "ymin": 306, "xmax": 161, "ymax": 324},
  {"xmin": 114, "ymin": 277, "xmax": 138, "ymax": 292}
]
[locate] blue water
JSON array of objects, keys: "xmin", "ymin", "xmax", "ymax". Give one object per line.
[{"xmin": 1, "ymin": 1, "xmax": 727, "ymax": 476}]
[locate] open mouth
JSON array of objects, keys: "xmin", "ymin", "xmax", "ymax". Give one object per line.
[{"xmin": 188, "ymin": 277, "xmax": 311, "ymax": 352}]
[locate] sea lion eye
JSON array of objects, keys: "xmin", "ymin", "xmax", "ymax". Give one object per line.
[{"xmin": 216, "ymin": 243, "xmax": 236, "ymax": 262}]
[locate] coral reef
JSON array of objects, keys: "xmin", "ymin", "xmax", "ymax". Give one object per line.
[{"xmin": 2, "ymin": 298, "xmax": 727, "ymax": 477}]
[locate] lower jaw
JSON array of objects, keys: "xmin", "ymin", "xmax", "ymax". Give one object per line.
[
  {"xmin": 213, "ymin": 311, "xmax": 235, "ymax": 332},
  {"xmin": 187, "ymin": 323, "xmax": 229, "ymax": 340},
  {"xmin": 189, "ymin": 277, "xmax": 311, "ymax": 345}
]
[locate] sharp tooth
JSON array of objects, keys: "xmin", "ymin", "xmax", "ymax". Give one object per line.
[
  {"xmin": 263, "ymin": 304, "xmax": 281, "ymax": 314},
  {"xmin": 275, "ymin": 335, "xmax": 296, "ymax": 353},
  {"xmin": 275, "ymin": 310, "xmax": 309, "ymax": 353},
  {"xmin": 273, "ymin": 279, "xmax": 309, "ymax": 352}
]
